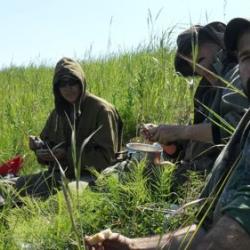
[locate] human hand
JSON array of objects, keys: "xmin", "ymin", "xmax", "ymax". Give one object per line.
[
  {"xmin": 52, "ymin": 148, "xmax": 67, "ymax": 160},
  {"xmin": 85, "ymin": 229, "xmax": 134, "ymax": 250},
  {"xmin": 29, "ymin": 135, "xmax": 45, "ymax": 151},
  {"xmin": 148, "ymin": 124, "xmax": 186, "ymax": 145},
  {"xmin": 36, "ymin": 148, "xmax": 66, "ymax": 162},
  {"xmin": 139, "ymin": 123, "xmax": 157, "ymax": 141}
]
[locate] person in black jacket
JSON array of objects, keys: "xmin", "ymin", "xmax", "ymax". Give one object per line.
[{"xmin": 143, "ymin": 22, "xmax": 248, "ymax": 188}]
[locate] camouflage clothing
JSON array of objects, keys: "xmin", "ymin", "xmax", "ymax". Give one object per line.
[{"xmin": 198, "ymin": 109, "xmax": 250, "ymax": 234}]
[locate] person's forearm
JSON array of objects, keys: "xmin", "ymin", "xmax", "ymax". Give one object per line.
[
  {"xmin": 148, "ymin": 123, "xmax": 213, "ymax": 145},
  {"xmin": 130, "ymin": 225, "xmax": 204, "ymax": 250},
  {"xmin": 182, "ymin": 123, "xmax": 213, "ymax": 143},
  {"xmin": 129, "ymin": 234, "xmax": 172, "ymax": 250}
]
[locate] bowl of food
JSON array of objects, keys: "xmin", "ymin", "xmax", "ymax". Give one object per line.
[{"xmin": 126, "ymin": 142, "xmax": 163, "ymax": 164}]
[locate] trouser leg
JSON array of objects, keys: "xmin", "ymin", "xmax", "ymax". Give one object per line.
[{"xmin": 15, "ymin": 169, "xmax": 62, "ymax": 199}]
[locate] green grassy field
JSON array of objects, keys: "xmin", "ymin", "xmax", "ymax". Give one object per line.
[{"xmin": 0, "ymin": 44, "xmax": 204, "ymax": 249}]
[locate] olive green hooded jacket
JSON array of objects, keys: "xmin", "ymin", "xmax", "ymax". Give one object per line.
[{"xmin": 40, "ymin": 58, "xmax": 123, "ymax": 179}]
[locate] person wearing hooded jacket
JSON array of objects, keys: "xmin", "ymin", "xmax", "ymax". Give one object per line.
[
  {"xmin": 142, "ymin": 22, "xmax": 249, "ymax": 187},
  {"xmin": 15, "ymin": 57, "xmax": 123, "ymax": 198}
]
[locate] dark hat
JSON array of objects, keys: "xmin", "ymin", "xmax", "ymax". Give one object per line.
[
  {"xmin": 224, "ymin": 18, "xmax": 250, "ymax": 52},
  {"xmin": 175, "ymin": 22, "xmax": 226, "ymax": 76}
]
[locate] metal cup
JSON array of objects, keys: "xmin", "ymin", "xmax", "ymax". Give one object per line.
[{"xmin": 126, "ymin": 143, "xmax": 163, "ymax": 165}]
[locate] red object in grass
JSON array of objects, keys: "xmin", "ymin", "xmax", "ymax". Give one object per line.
[
  {"xmin": 0, "ymin": 156, "xmax": 24, "ymax": 176},
  {"xmin": 162, "ymin": 144, "xmax": 177, "ymax": 156}
]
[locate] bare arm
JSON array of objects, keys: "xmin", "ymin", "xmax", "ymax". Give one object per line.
[
  {"xmin": 147, "ymin": 123, "xmax": 213, "ymax": 145},
  {"xmin": 85, "ymin": 224, "xmax": 206, "ymax": 250},
  {"xmin": 129, "ymin": 224, "xmax": 204, "ymax": 250},
  {"xmin": 184, "ymin": 123, "xmax": 213, "ymax": 143}
]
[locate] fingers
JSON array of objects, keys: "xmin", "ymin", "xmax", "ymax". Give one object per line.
[
  {"xmin": 147, "ymin": 126, "xmax": 160, "ymax": 142},
  {"xmin": 85, "ymin": 229, "xmax": 113, "ymax": 246},
  {"xmin": 29, "ymin": 135, "xmax": 37, "ymax": 150},
  {"xmin": 106, "ymin": 233, "xmax": 120, "ymax": 240},
  {"xmin": 139, "ymin": 124, "xmax": 151, "ymax": 139},
  {"xmin": 85, "ymin": 236, "xmax": 104, "ymax": 250},
  {"xmin": 143, "ymin": 123, "xmax": 156, "ymax": 130},
  {"xmin": 36, "ymin": 149, "xmax": 52, "ymax": 161},
  {"xmin": 85, "ymin": 231, "xmax": 130, "ymax": 250},
  {"xmin": 29, "ymin": 135, "xmax": 45, "ymax": 150},
  {"xmin": 140, "ymin": 123, "xmax": 182, "ymax": 146},
  {"xmin": 85, "ymin": 244, "xmax": 103, "ymax": 250},
  {"xmin": 85, "ymin": 244, "xmax": 104, "ymax": 250},
  {"xmin": 148, "ymin": 125, "xmax": 172, "ymax": 145},
  {"xmin": 36, "ymin": 148, "xmax": 66, "ymax": 162},
  {"xmin": 140, "ymin": 123, "xmax": 157, "ymax": 141}
]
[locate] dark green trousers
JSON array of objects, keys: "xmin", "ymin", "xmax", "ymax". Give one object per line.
[{"xmin": 15, "ymin": 169, "xmax": 62, "ymax": 198}]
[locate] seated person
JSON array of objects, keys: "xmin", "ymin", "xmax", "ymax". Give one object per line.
[
  {"xmin": 85, "ymin": 18, "xmax": 250, "ymax": 250},
  {"xmin": 15, "ymin": 57, "xmax": 123, "ymax": 198},
  {"xmin": 144, "ymin": 22, "xmax": 248, "ymax": 186}
]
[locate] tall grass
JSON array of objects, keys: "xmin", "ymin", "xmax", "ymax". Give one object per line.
[
  {"xmin": 0, "ymin": 36, "xmax": 198, "ymax": 249},
  {"xmin": 0, "ymin": 162, "xmax": 203, "ymax": 249},
  {"xmin": 0, "ymin": 44, "xmax": 194, "ymax": 169}
]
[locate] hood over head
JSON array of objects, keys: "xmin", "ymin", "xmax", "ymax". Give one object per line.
[
  {"xmin": 53, "ymin": 57, "xmax": 87, "ymax": 115},
  {"xmin": 174, "ymin": 22, "xmax": 226, "ymax": 76}
]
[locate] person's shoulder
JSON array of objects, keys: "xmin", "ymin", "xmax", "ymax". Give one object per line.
[
  {"xmin": 44, "ymin": 109, "xmax": 59, "ymax": 123},
  {"xmin": 47, "ymin": 108, "xmax": 58, "ymax": 117},
  {"xmin": 85, "ymin": 93, "xmax": 115, "ymax": 111},
  {"xmin": 43, "ymin": 108, "xmax": 56, "ymax": 117}
]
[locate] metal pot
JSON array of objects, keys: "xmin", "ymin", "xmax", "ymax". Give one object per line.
[{"xmin": 126, "ymin": 143, "xmax": 163, "ymax": 165}]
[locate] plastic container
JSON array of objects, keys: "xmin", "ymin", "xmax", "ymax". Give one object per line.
[{"xmin": 0, "ymin": 155, "xmax": 24, "ymax": 176}]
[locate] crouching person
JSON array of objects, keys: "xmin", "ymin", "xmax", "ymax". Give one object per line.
[
  {"xmin": 85, "ymin": 18, "xmax": 250, "ymax": 250},
  {"xmin": 143, "ymin": 22, "xmax": 248, "ymax": 189},
  {"xmin": 16, "ymin": 57, "xmax": 123, "ymax": 198}
]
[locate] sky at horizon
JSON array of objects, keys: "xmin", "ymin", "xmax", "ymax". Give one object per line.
[{"xmin": 1, "ymin": 0, "xmax": 250, "ymax": 68}]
